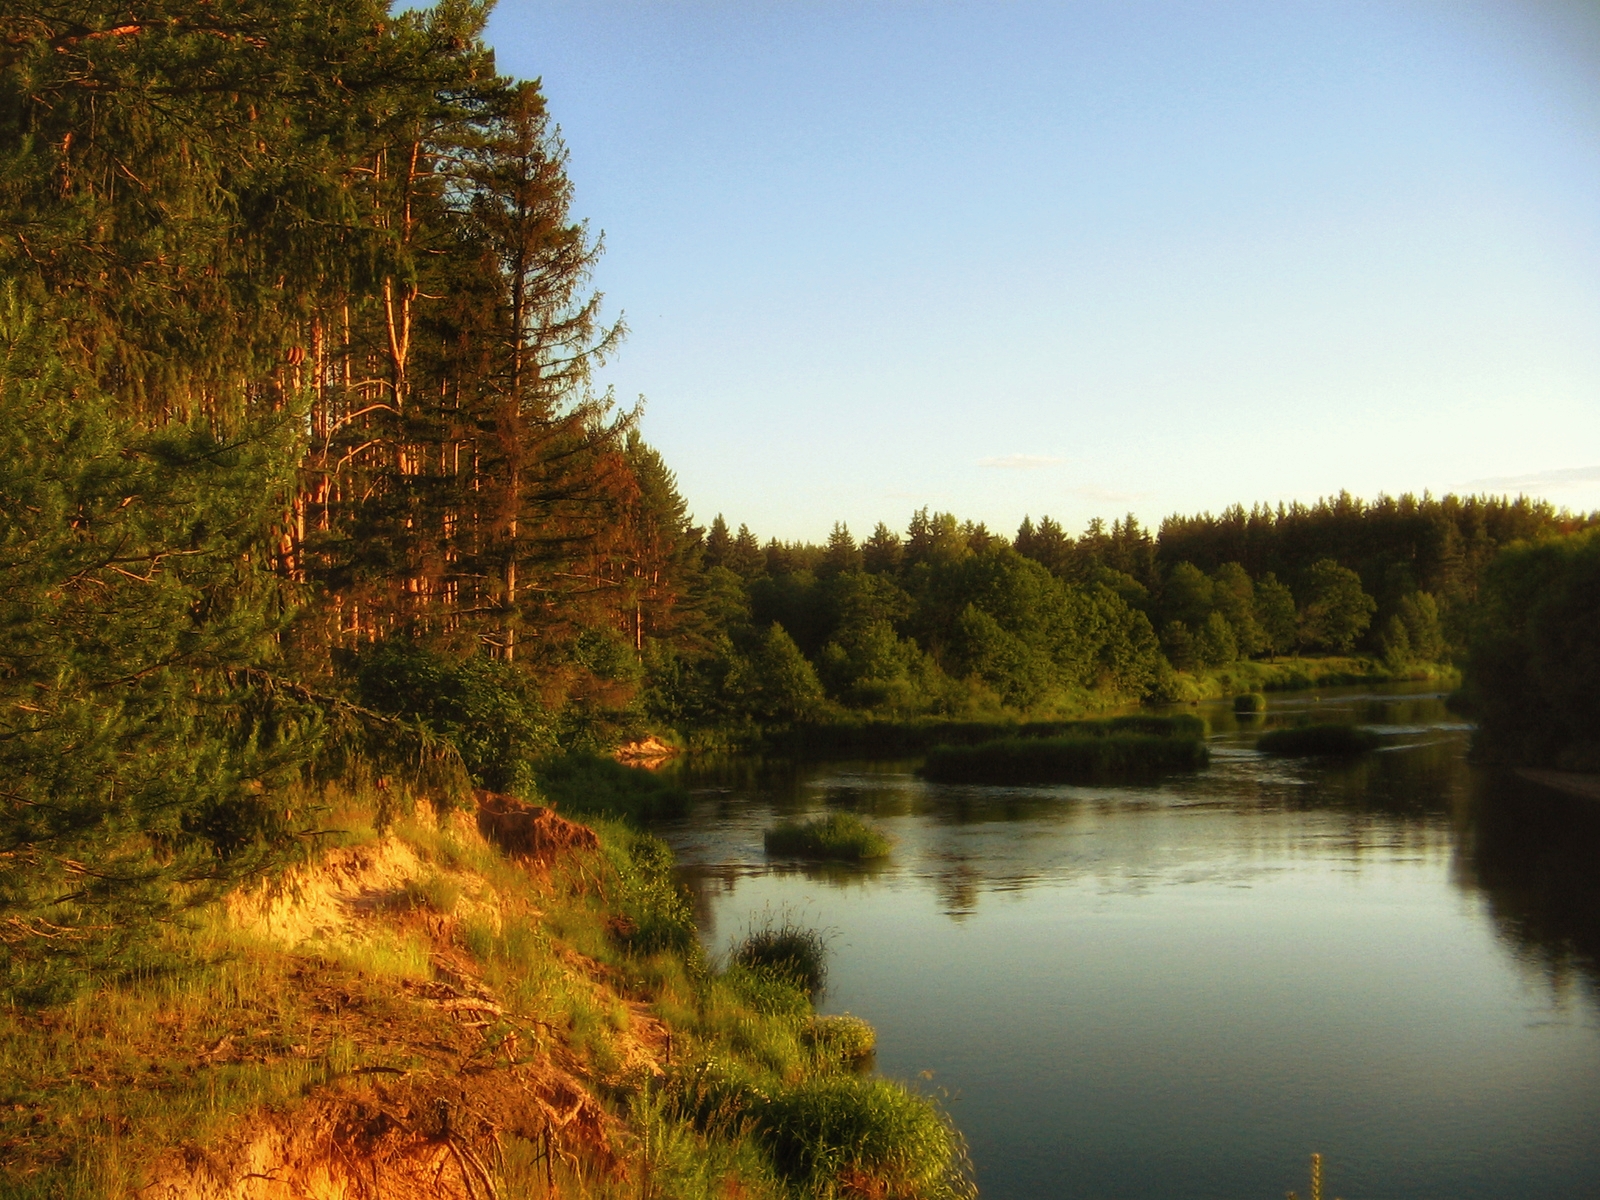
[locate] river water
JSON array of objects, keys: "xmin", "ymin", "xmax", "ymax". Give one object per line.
[{"xmin": 653, "ymin": 686, "xmax": 1600, "ymax": 1199}]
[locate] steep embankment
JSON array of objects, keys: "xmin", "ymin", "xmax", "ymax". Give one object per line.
[{"xmin": 1, "ymin": 794, "xmax": 968, "ymax": 1200}]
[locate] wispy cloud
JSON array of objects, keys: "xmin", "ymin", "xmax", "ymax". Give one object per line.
[
  {"xmin": 978, "ymin": 454, "xmax": 1064, "ymax": 470},
  {"xmin": 1465, "ymin": 464, "xmax": 1600, "ymax": 491}
]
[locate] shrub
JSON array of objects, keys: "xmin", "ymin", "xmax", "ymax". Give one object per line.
[
  {"xmin": 1233, "ymin": 692, "xmax": 1267, "ymax": 714},
  {"xmin": 764, "ymin": 813, "xmax": 891, "ymax": 861},
  {"xmin": 1256, "ymin": 724, "xmax": 1379, "ymax": 756},
  {"xmin": 604, "ymin": 828, "xmax": 697, "ymax": 956},
  {"xmin": 732, "ymin": 919, "xmax": 829, "ymax": 995},
  {"xmin": 350, "ymin": 641, "xmax": 552, "ymax": 793},
  {"xmin": 919, "ymin": 734, "xmax": 1209, "ymax": 784},
  {"xmin": 758, "ymin": 1075, "xmax": 968, "ymax": 1199}
]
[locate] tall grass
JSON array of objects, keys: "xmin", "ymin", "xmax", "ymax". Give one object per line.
[
  {"xmin": 533, "ymin": 752, "xmax": 690, "ymax": 823},
  {"xmin": 920, "ymin": 734, "xmax": 1210, "ymax": 784},
  {"xmin": 764, "ymin": 812, "xmax": 891, "ymax": 861},
  {"xmin": 1257, "ymin": 724, "xmax": 1380, "ymax": 757},
  {"xmin": 731, "ymin": 918, "xmax": 829, "ymax": 995},
  {"xmin": 758, "ymin": 1075, "xmax": 972, "ymax": 1199}
]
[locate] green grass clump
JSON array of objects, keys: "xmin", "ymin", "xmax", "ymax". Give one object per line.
[
  {"xmin": 1257, "ymin": 723, "xmax": 1380, "ymax": 756},
  {"xmin": 757, "ymin": 1074, "xmax": 970, "ymax": 1199},
  {"xmin": 731, "ymin": 919, "xmax": 829, "ymax": 995},
  {"xmin": 764, "ymin": 812, "xmax": 891, "ymax": 861},
  {"xmin": 806, "ymin": 1014, "xmax": 876, "ymax": 1065},
  {"xmin": 533, "ymin": 752, "xmax": 690, "ymax": 823},
  {"xmin": 919, "ymin": 734, "xmax": 1209, "ymax": 784},
  {"xmin": 1233, "ymin": 692, "xmax": 1267, "ymax": 714}
]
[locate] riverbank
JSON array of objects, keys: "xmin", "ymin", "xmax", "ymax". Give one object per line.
[
  {"xmin": 0, "ymin": 789, "xmax": 968, "ymax": 1199},
  {"xmin": 1162, "ymin": 655, "xmax": 1459, "ymax": 702}
]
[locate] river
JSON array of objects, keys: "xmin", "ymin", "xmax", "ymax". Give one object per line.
[{"xmin": 653, "ymin": 686, "xmax": 1600, "ymax": 1198}]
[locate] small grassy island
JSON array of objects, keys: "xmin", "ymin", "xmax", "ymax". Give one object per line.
[
  {"xmin": 920, "ymin": 715, "xmax": 1210, "ymax": 784},
  {"xmin": 765, "ymin": 812, "xmax": 893, "ymax": 861},
  {"xmin": 1257, "ymin": 723, "xmax": 1381, "ymax": 756}
]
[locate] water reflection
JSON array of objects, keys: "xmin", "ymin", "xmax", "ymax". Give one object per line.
[
  {"xmin": 654, "ymin": 686, "xmax": 1600, "ymax": 1198},
  {"xmin": 1462, "ymin": 770, "xmax": 1600, "ymax": 997}
]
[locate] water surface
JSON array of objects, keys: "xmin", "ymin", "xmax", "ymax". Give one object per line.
[{"xmin": 655, "ymin": 688, "xmax": 1600, "ymax": 1199}]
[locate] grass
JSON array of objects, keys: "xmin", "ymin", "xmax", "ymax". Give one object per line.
[
  {"xmin": 920, "ymin": 733, "xmax": 1210, "ymax": 784},
  {"xmin": 532, "ymin": 751, "xmax": 690, "ymax": 823},
  {"xmin": 1257, "ymin": 723, "xmax": 1381, "ymax": 756},
  {"xmin": 0, "ymin": 784, "xmax": 968, "ymax": 1200},
  {"xmin": 1233, "ymin": 692, "xmax": 1267, "ymax": 714},
  {"xmin": 757, "ymin": 1074, "xmax": 972, "ymax": 1199},
  {"xmin": 730, "ymin": 917, "xmax": 830, "ymax": 995},
  {"xmin": 806, "ymin": 1014, "xmax": 876, "ymax": 1065},
  {"xmin": 764, "ymin": 812, "xmax": 892, "ymax": 861}
]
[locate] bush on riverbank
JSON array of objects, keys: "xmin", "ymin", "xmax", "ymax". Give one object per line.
[
  {"xmin": 921, "ymin": 734, "xmax": 1209, "ymax": 784},
  {"xmin": 765, "ymin": 813, "xmax": 892, "ymax": 861},
  {"xmin": 1234, "ymin": 692, "xmax": 1267, "ymax": 714},
  {"xmin": 1257, "ymin": 724, "xmax": 1380, "ymax": 756}
]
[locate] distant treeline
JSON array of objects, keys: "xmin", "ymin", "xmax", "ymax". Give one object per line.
[{"xmin": 641, "ymin": 495, "xmax": 1592, "ymax": 737}]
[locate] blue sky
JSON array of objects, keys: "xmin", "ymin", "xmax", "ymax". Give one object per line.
[{"xmin": 483, "ymin": 0, "xmax": 1600, "ymax": 542}]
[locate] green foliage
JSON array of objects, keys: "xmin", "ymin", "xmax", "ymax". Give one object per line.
[
  {"xmin": 350, "ymin": 641, "xmax": 554, "ymax": 794},
  {"xmin": 747, "ymin": 623, "xmax": 827, "ymax": 723},
  {"xmin": 1212, "ymin": 562, "xmax": 1266, "ymax": 656},
  {"xmin": 1233, "ymin": 692, "xmax": 1268, "ymax": 714},
  {"xmin": 603, "ymin": 827, "xmax": 697, "ymax": 956},
  {"xmin": 1255, "ymin": 572, "xmax": 1299, "ymax": 657},
  {"xmin": 1298, "ymin": 559, "xmax": 1377, "ymax": 653},
  {"xmin": 920, "ymin": 734, "xmax": 1210, "ymax": 783},
  {"xmin": 1162, "ymin": 561, "xmax": 1215, "ymax": 629},
  {"xmin": 0, "ymin": 305, "xmax": 318, "ymax": 954},
  {"xmin": 534, "ymin": 754, "xmax": 690, "ymax": 823},
  {"xmin": 1464, "ymin": 529, "xmax": 1600, "ymax": 770},
  {"xmin": 757, "ymin": 1075, "xmax": 969, "ymax": 1199},
  {"xmin": 1256, "ymin": 724, "xmax": 1380, "ymax": 756},
  {"xmin": 731, "ymin": 919, "xmax": 830, "ymax": 995},
  {"xmin": 764, "ymin": 813, "xmax": 892, "ymax": 861},
  {"xmin": 1195, "ymin": 611, "xmax": 1239, "ymax": 668}
]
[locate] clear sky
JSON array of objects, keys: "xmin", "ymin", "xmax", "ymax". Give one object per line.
[{"xmin": 482, "ymin": 0, "xmax": 1600, "ymax": 543}]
